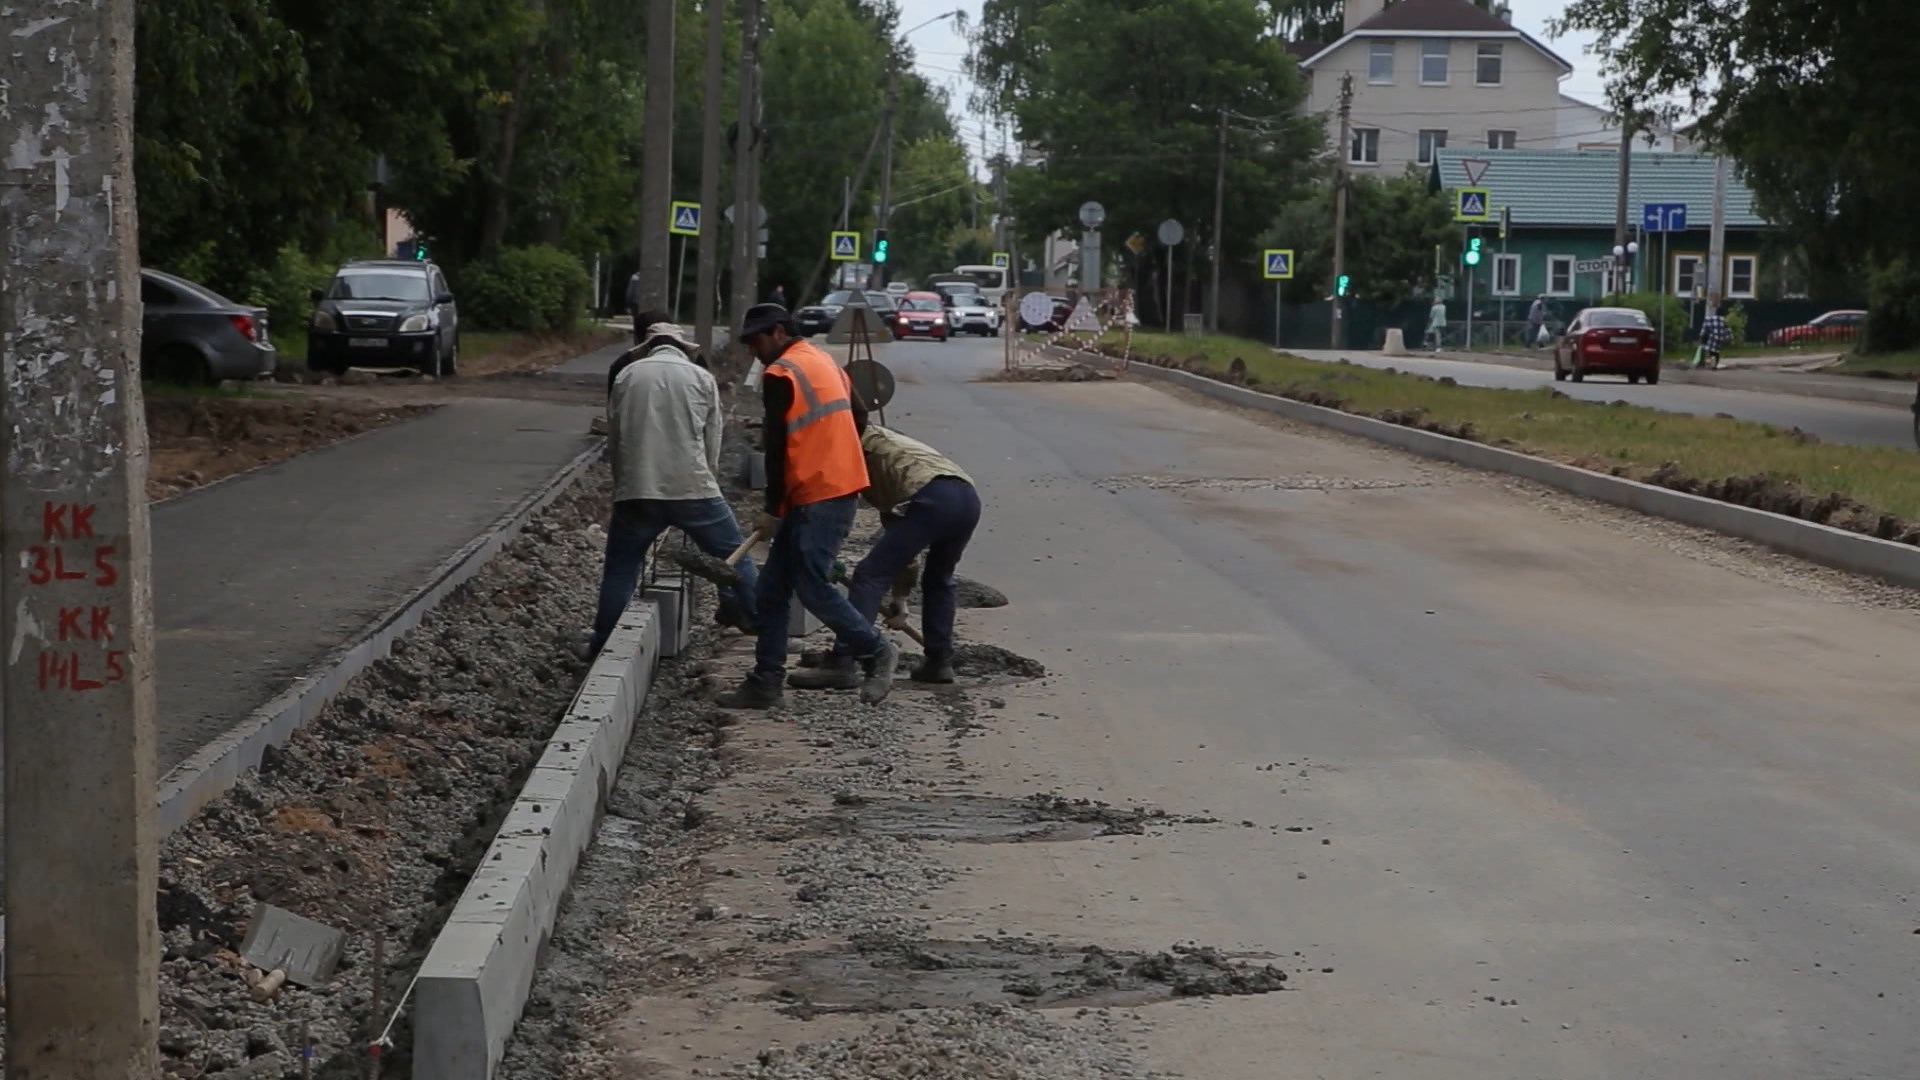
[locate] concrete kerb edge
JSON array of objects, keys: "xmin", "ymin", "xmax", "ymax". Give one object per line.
[
  {"xmin": 1400, "ymin": 347, "xmax": 1913, "ymax": 408},
  {"xmin": 1062, "ymin": 348, "xmax": 1920, "ymax": 592},
  {"xmin": 153, "ymin": 437, "xmax": 607, "ymax": 835},
  {"xmin": 410, "ymin": 600, "xmax": 663, "ymax": 1080}
]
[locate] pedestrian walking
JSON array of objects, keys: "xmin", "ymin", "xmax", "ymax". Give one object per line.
[
  {"xmin": 625, "ymin": 271, "xmax": 644, "ymax": 343},
  {"xmin": 769, "ymin": 284, "xmax": 787, "ymax": 307},
  {"xmin": 789, "ymin": 423, "xmax": 981, "ymax": 690},
  {"xmin": 1526, "ymin": 294, "xmax": 1548, "ymax": 347},
  {"xmin": 589, "ymin": 321, "xmax": 758, "ymax": 657},
  {"xmin": 1700, "ymin": 304, "xmax": 1732, "ymax": 369},
  {"xmin": 717, "ymin": 303, "xmax": 900, "ymax": 710},
  {"xmin": 1426, "ymin": 296, "xmax": 1448, "ymax": 352}
]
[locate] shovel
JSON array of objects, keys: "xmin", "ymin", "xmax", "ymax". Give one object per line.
[{"xmin": 671, "ymin": 525, "xmax": 769, "ymax": 588}]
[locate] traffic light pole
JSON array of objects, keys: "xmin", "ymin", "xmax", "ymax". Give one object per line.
[
  {"xmin": 874, "ymin": 53, "xmax": 898, "ymax": 288},
  {"xmin": 1464, "ymin": 228, "xmax": 1475, "ymax": 351},
  {"xmin": 1329, "ymin": 72, "xmax": 1353, "ymax": 348}
]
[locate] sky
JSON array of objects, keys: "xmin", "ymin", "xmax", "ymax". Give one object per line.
[{"xmin": 895, "ymin": 0, "xmax": 1616, "ymax": 166}]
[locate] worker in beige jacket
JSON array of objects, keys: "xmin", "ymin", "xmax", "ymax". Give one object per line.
[{"xmin": 790, "ymin": 422, "xmax": 980, "ymax": 687}]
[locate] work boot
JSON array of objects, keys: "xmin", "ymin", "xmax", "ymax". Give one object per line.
[
  {"xmin": 788, "ymin": 654, "xmax": 860, "ymax": 690},
  {"xmin": 858, "ymin": 640, "xmax": 901, "ymax": 705},
  {"xmin": 715, "ymin": 672, "xmax": 783, "ymax": 710},
  {"xmin": 911, "ymin": 651, "xmax": 956, "ymax": 685}
]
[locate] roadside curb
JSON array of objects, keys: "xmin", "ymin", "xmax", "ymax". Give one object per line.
[
  {"xmin": 153, "ymin": 437, "xmax": 606, "ymax": 835},
  {"xmin": 411, "ymin": 599, "xmax": 663, "ymax": 1080},
  {"xmin": 1397, "ymin": 347, "xmax": 1914, "ymax": 408},
  {"xmin": 1065, "ymin": 350, "xmax": 1920, "ymax": 592}
]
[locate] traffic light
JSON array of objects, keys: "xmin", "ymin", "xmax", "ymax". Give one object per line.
[
  {"xmin": 872, "ymin": 229, "xmax": 890, "ymax": 265},
  {"xmin": 1335, "ymin": 273, "xmax": 1351, "ymax": 298},
  {"xmin": 1463, "ymin": 234, "xmax": 1482, "ymax": 266}
]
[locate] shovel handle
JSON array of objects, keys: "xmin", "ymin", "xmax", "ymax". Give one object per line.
[{"xmin": 726, "ymin": 525, "xmax": 769, "ymax": 567}]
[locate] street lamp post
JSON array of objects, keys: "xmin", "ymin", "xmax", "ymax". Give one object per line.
[{"xmin": 875, "ymin": 9, "xmax": 963, "ymax": 287}]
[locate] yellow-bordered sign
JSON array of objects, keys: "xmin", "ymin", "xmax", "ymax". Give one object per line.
[
  {"xmin": 669, "ymin": 201, "xmax": 701, "ymax": 236},
  {"xmin": 830, "ymin": 231, "xmax": 860, "ymax": 261},
  {"xmin": 1262, "ymin": 249, "xmax": 1295, "ymax": 280},
  {"xmin": 1454, "ymin": 188, "xmax": 1491, "ymax": 222}
]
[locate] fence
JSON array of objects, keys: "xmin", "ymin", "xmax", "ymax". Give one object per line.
[{"xmin": 1003, "ymin": 286, "xmax": 1136, "ymax": 370}]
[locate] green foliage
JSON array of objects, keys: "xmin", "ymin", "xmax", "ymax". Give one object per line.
[
  {"xmin": 1725, "ymin": 303, "xmax": 1748, "ymax": 347},
  {"xmin": 1266, "ymin": 172, "xmax": 1455, "ymax": 303},
  {"xmin": 459, "ymin": 246, "xmax": 592, "ymax": 333},
  {"xmin": 1864, "ymin": 258, "xmax": 1920, "ymax": 354},
  {"xmin": 1602, "ymin": 291, "xmax": 1688, "ymax": 334},
  {"xmin": 239, "ymin": 229, "xmax": 379, "ymax": 337}
]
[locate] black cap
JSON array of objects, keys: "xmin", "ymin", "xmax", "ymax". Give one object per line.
[{"xmin": 740, "ymin": 303, "xmax": 794, "ymax": 341}]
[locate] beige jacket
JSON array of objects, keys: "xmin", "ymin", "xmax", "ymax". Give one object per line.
[{"xmin": 859, "ymin": 425, "xmax": 972, "ymax": 516}]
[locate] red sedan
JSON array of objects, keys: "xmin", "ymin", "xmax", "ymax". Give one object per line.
[
  {"xmin": 892, "ymin": 292, "xmax": 952, "ymax": 342},
  {"xmin": 1553, "ymin": 307, "xmax": 1661, "ymax": 384},
  {"xmin": 1766, "ymin": 309, "xmax": 1865, "ymax": 348}
]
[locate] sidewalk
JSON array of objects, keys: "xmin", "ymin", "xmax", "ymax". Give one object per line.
[{"xmin": 1425, "ymin": 347, "xmax": 1916, "ymax": 408}]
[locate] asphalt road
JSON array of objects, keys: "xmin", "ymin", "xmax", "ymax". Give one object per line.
[
  {"xmin": 1285, "ymin": 347, "xmax": 1917, "ymax": 449},
  {"xmin": 868, "ymin": 335, "xmax": 1920, "ymax": 1078}
]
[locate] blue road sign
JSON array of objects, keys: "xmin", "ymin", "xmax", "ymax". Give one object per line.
[
  {"xmin": 830, "ymin": 231, "xmax": 860, "ymax": 261},
  {"xmin": 1262, "ymin": 249, "xmax": 1294, "ymax": 280},
  {"xmin": 1455, "ymin": 188, "xmax": 1491, "ymax": 222},
  {"xmin": 670, "ymin": 201, "xmax": 701, "ymax": 236},
  {"xmin": 1642, "ymin": 202, "xmax": 1687, "ymax": 233}
]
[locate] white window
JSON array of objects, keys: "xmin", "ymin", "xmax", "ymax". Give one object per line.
[
  {"xmin": 1547, "ymin": 255, "xmax": 1575, "ymax": 297},
  {"xmin": 1349, "ymin": 128, "xmax": 1380, "ymax": 165},
  {"xmin": 1417, "ymin": 129, "xmax": 1448, "ymax": 166},
  {"xmin": 1476, "ymin": 43, "xmax": 1504, "ymax": 85},
  {"xmin": 1487, "ymin": 129, "xmax": 1517, "ymax": 150},
  {"xmin": 1727, "ymin": 255, "xmax": 1757, "ymax": 298},
  {"xmin": 1673, "ymin": 254, "xmax": 1703, "ymax": 297},
  {"xmin": 1493, "ymin": 253, "xmax": 1521, "ymax": 296},
  {"xmin": 1369, "ymin": 42, "xmax": 1395, "ymax": 84},
  {"xmin": 1421, "ymin": 40, "xmax": 1450, "ymax": 84}
]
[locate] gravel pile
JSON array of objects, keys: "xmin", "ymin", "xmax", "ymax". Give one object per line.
[
  {"xmin": 0, "ymin": 470, "xmax": 616, "ymax": 1077},
  {"xmin": 719, "ymin": 1006, "xmax": 1163, "ymax": 1079}
]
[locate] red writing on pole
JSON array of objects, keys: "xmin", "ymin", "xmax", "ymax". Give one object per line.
[{"xmin": 23, "ymin": 502, "xmax": 126, "ymax": 692}]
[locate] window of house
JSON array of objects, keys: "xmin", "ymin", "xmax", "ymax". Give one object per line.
[
  {"xmin": 1417, "ymin": 129, "xmax": 1448, "ymax": 166},
  {"xmin": 1487, "ymin": 129, "xmax": 1517, "ymax": 150},
  {"xmin": 1727, "ymin": 255, "xmax": 1757, "ymax": 298},
  {"xmin": 1494, "ymin": 254, "xmax": 1521, "ymax": 296},
  {"xmin": 1547, "ymin": 255, "xmax": 1574, "ymax": 296},
  {"xmin": 1349, "ymin": 128, "xmax": 1380, "ymax": 165},
  {"xmin": 1421, "ymin": 40, "xmax": 1449, "ymax": 84},
  {"xmin": 1673, "ymin": 255, "xmax": 1703, "ymax": 297},
  {"xmin": 1476, "ymin": 43, "xmax": 1504, "ymax": 85},
  {"xmin": 1369, "ymin": 42, "xmax": 1395, "ymax": 84}
]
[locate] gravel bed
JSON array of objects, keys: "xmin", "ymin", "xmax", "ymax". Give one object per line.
[
  {"xmin": 0, "ymin": 470, "xmax": 615, "ymax": 1077},
  {"xmin": 717, "ymin": 1005, "xmax": 1165, "ymax": 1079}
]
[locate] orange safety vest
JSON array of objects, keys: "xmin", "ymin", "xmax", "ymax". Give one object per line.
[{"xmin": 764, "ymin": 340, "xmax": 869, "ymax": 509}]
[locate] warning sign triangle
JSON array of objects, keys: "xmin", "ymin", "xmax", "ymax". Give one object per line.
[
  {"xmin": 1064, "ymin": 296, "xmax": 1102, "ymax": 333},
  {"xmin": 674, "ymin": 205, "xmax": 699, "ymax": 231},
  {"xmin": 1266, "ymin": 252, "xmax": 1291, "ymax": 276}
]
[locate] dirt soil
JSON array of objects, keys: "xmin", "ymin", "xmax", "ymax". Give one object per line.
[{"xmin": 145, "ymin": 396, "xmax": 435, "ymax": 503}]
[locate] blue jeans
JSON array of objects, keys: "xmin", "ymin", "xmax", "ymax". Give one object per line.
[
  {"xmin": 837, "ymin": 477, "xmax": 981, "ymax": 659},
  {"xmin": 592, "ymin": 497, "xmax": 758, "ymax": 656},
  {"xmin": 754, "ymin": 494, "xmax": 884, "ymax": 677}
]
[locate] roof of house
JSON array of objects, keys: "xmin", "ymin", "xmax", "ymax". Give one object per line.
[
  {"xmin": 1301, "ymin": 0, "xmax": 1572, "ymax": 72},
  {"xmin": 1429, "ymin": 148, "xmax": 1769, "ymax": 228}
]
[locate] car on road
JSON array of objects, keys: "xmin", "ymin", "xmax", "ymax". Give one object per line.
[
  {"xmin": 892, "ymin": 292, "xmax": 952, "ymax": 342},
  {"xmin": 140, "ymin": 269, "xmax": 277, "ymax": 383},
  {"xmin": 884, "ymin": 281, "xmax": 911, "ymax": 297},
  {"xmin": 1554, "ymin": 306, "xmax": 1661, "ymax": 384},
  {"xmin": 945, "ymin": 291, "xmax": 1001, "ymax": 337},
  {"xmin": 796, "ymin": 290, "xmax": 896, "ymax": 337},
  {"xmin": 1767, "ymin": 309, "xmax": 1866, "ymax": 348},
  {"xmin": 307, "ymin": 259, "xmax": 460, "ymax": 376}
]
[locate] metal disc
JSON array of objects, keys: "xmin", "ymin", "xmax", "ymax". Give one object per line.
[
  {"xmin": 846, "ymin": 359, "xmax": 896, "ymax": 410},
  {"xmin": 1158, "ymin": 218, "xmax": 1185, "ymax": 246},
  {"xmin": 1079, "ymin": 200, "xmax": 1106, "ymax": 228}
]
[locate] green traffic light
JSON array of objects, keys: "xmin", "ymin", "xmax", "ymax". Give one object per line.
[
  {"xmin": 1464, "ymin": 236, "xmax": 1482, "ymax": 266},
  {"xmin": 1336, "ymin": 274, "xmax": 1350, "ymax": 297},
  {"xmin": 874, "ymin": 240, "xmax": 889, "ymax": 264}
]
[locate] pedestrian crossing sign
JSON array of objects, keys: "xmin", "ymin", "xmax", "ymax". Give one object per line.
[
  {"xmin": 992, "ymin": 252, "xmax": 1010, "ymax": 269},
  {"xmin": 830, "ymin": 231, "xmax": 860, "ymax": 261},
  {"xmin": 1455, "ymin": 187, "xmax": 1491, "ymax": 222},
  {"xmin": 670, "ymin": 201, "xmax": 701, "ymax": 236},
  {"xmin": 1262, "ymin": 249, "xmax": 1295, "ymax": 280}
]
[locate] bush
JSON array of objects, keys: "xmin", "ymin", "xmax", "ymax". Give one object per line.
[
  {"xmin": 458, "ymin": 246, "xmax": 591, "ymax": 333},
  {"xmin": 1603, "ymin": 291, "xmax": 1688, "ymax": 337},
  {"xmin": 240, "ymin": 246, "xmax": 335, "ymax": 338},
  {"xmin": 1725, "ymin": 302, "xmax": 1748, "ymax": 347},
  {"xmin": 1863, "ymin": 256, "xmax": 1920, "ymax": 353}
]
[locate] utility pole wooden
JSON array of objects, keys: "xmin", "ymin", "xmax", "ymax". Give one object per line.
[
  {"xmin": 694, "ymin": 0, "xmax": 726, "ymax": 349},
  {"xmin": 1612, "ymin": 118, "xmax": 1633, "ymax": 294},
  {"xmin": 1329, "ymin": 71, "xmax": 1353, "ymax": 348},
  {"xmin": 1208, "ymin": 106, "xmax": 1228, "ymax": 333},
  {"xmin": 638, "ymin": 0, "xmax": 678, "ymax": 313},
  {"xmin": 729, "ymin": 0, "xmax": 762, "ymax": 334},
  {"xmin": 874, "ymin": 54, "xmax": 900, "ymax": 290},
  {"xmin": 0, "ymin": 0, "xmax": 163, "ymax": 1074}
]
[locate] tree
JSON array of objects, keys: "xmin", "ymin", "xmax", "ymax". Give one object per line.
[
  {"xmin": 1267, "ymin": 170, "xmax": 1455, "ymax": 303},
  {"xmin": 1553, "ymin": 0, "xmax": 1920, "ymax": 323}
]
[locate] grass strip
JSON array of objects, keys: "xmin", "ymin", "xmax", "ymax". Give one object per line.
[{"xmin": 1108, "ymin": 331, "xmax": 1920, "ymax": 542}]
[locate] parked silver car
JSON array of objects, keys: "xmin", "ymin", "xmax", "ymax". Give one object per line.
[
  {"xmin": 141, "ymin": 269, "xmax": 277, "ymax": 382},
  {"xmin": 944, "ymin": 290, "xmax": 1002, "ymax": 337}
]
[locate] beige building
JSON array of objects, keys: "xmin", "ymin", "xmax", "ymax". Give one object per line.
[{"xmin": 1298, "ymin": 0, "xmax": 1573, "ymax": 175}]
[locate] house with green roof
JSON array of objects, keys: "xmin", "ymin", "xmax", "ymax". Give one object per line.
[{"xmin": 1428, "ymin": 148, "xmax": 1778, "ymax": 303}]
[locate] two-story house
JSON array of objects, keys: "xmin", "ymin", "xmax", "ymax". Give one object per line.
[{"xmin": 1297, "ymin": 0, "xmax": 1573, "ymax": 175}]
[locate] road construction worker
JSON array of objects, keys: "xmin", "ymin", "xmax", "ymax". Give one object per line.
[
  {"xmin": 791, "ymin": 423, "xmax": 980, "ymax": 689},
  {"xmin": 717, "ymin": 303, "xmax": 900, "ymax": 710},
  {"xmin": 589, "ymin": 322, "xmax": 758, "ymax": 657}
]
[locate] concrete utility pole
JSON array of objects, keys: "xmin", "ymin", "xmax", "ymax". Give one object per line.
[
  {"xmin": 694, "ymin": 0, "xmax": 727, "ymax": 349},
  {"xmin": 0, "ymin": 0, "xmax": 163, "ymax": 1075},
  {"xmin": 1706, "ymin": 153, "xmax": 1729, "ymax": 308},
  {"xmin": 729, "ymin": 0, "xmax": 761, "ymax": 333},
  {"xmin": 638, "ymin": 0, "xmax": 678, "ymax": 313},
  {"xmin": 1208, "ymin": 107, "xmax": 1228, "ymax": 333},
  {"xmin": 1612, "ymin": 116, "xmax": 1633, "ymax": 294},
  {"xmin": 1330, "ymin": 71, "xmax": 1354, "ymax": 348},
  {"xmin": 874, "ymin": 54, "xmax": 899, "ymax": 290}
]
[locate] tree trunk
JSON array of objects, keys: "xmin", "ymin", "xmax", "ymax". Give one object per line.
[{"xmin": 479, "ymin": 48, "xmax": 535, "ymax": 259}]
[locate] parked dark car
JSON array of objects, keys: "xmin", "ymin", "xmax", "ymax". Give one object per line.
[
  {"xmin": 1767, "ymin": 309, "xmax": 1866, "ymax": 348},
  {"xmin": 140, "ymin": 269, "xmax": 276, "ymax": 383},
  {"xmin": 795, "ymin": 290, "xmax": 897, "ymax": 337},
  {"xmin": 307, "ymin": 259, "xmax": 459, "ymax": 376},
  {"xmin": 1553, "ymin": 306, "xmax": 1660, "ymax": 384}
]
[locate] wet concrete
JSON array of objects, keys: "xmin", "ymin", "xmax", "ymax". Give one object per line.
[
  {"xmin": 815, "ymin": 793, "xmax": 1160, "ymax": 844},
  {"xmin": 767, "ymin": 933, "xmax": 1290, "ymax": 1015}
]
